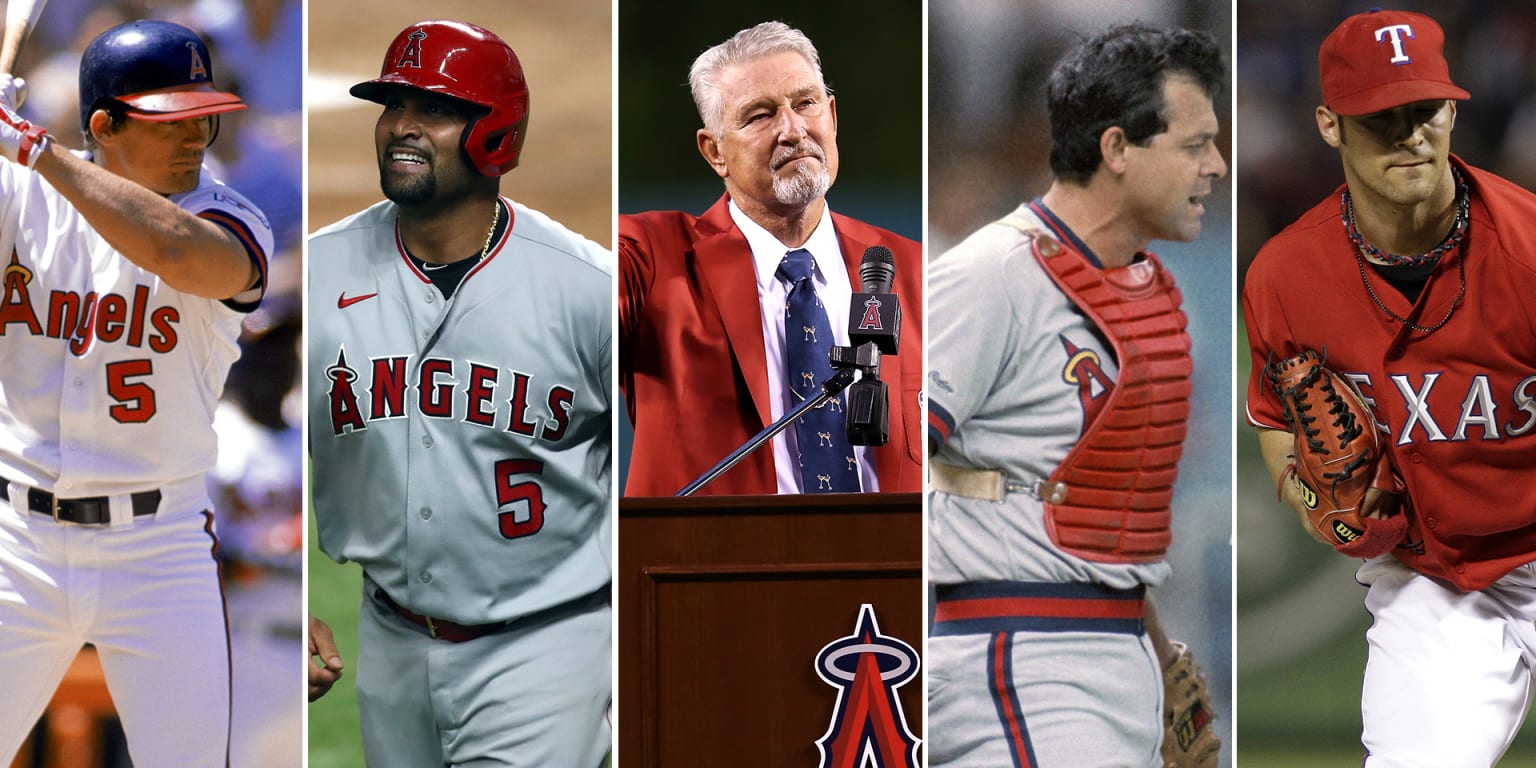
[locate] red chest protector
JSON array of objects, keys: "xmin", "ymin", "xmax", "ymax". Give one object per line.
[{"xmin": 1025, "ymin": 229, "xmax": 1193, "ymax": 563}]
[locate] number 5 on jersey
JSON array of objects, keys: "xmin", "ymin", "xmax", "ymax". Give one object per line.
[
  {"xmin": 106, "ymin": 358, "xmax": 157, "ymax": 422},
  {"xmin": 495, "ymin": 458, "xmax": 545, "ymax": 539}
]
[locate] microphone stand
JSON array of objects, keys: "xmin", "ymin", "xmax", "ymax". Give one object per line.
[{"xmin": 675, "ymin": 344, "xmax": 881, "ymax": 497}]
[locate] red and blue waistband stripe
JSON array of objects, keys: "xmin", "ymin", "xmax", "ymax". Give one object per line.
[
  {"xmin": 928, "ymin": 400, "xmax": 955, "ymax": 449},
  {"xmin": 933, "ymin": 581, "xmax": 1147, "ymax": 636}
]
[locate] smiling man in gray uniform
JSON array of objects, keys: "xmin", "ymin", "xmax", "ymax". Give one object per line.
[{"xmin": 306, "ymin": 20, "xmax": 612, "ymax": 767}]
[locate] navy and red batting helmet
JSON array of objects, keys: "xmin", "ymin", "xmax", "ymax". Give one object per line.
[
  {"xmin": 351, "ymin": 20, "xmax": 530, "ymax": 177},
  {"xmin": 78, "ymin": 20, "xmax": 245, "ymax": 134}
]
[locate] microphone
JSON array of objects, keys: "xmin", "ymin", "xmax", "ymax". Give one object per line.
[
  {"xmin": 860, "ymin": 245, "xmax": 895, "ymax": 293},
  {"xmin": 843, "ymin": 246, "xmax": 901, "ymax": 446},
  {"xmin": 848, "ymin": 246, "xmax": 901, "ymax": 355}
]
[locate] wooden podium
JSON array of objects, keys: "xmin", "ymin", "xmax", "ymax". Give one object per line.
[{"xmin": 618, "ymin": 492, "xmax": 923, "ymax": 767}]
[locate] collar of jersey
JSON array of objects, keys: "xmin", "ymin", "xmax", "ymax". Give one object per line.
[{"xmin": 1028, "ymin": 198, "xmax": 1104, "ymax": 269}]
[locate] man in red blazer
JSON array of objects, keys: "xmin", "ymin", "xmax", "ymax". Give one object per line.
[{"xmin": 619, "ymin": 20, "xmax": 923, "ymax": 497}]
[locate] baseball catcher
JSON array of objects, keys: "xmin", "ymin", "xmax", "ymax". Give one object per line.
[
  {"xmin": 1266, "ymin": 348, "xmax": 1407, "ymax": 557},
  {"xmin": 927, "ymin": 22, "xmax": 1229, "ymax": 768}
]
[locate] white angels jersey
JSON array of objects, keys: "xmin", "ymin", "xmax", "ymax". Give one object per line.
[
  {"xmin": 308, "ymin": 197, "xmax": 613, "ymax": 626},
  {"xmin": 0, "ymin": 159, "xmax": 271, "ymax": 502},
  {"xmin": 926, "ymin": 201, "xmax": 1170, "ymax": 590}
]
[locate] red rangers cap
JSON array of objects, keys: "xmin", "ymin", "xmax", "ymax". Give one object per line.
[{"xmin": 1318, "ymin": 9, "xmax": 1470, "ymax": 116}]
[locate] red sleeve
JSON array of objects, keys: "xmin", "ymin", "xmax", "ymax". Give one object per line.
[
  {"xmin": 1241, "ymin": 247, "xmax": 1293, "ymax": 431},
  {"xmin": 617, "ymin": 214, "xmax": 654, "ymax": 409}
]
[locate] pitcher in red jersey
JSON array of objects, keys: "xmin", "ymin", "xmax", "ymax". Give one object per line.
[{"xmin": 1243, "ymin": 9, "xmax": 1536, "ymax": 767}]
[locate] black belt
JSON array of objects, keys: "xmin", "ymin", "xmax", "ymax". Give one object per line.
[
  {"xmin": 2, "ymin": 475, "xmax": 161, "ymax": 525},
  {"xmin": 373, "ymin": 584, "xmax": 609, "ymax": 643}
]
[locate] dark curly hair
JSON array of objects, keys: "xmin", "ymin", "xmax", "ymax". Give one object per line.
[{"xmin": 1046, "ymin": 23, "xmax": 1225, "ymax": 184}]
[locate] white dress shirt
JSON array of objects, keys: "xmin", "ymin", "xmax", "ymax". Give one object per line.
[{"xmin": 728, "ymin": 200, "xmax": 879, "ymax": 494}]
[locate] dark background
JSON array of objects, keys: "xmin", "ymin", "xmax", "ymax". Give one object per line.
[{"xmin": 616, "ymin": 0, "xmax": 923, "ymax": 490}]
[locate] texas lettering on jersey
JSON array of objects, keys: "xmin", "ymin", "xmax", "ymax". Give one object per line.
[
  {"xmin": 324, "ymin": 345, "xmax": 576, "ymax": 441},
  {"xmin": 0, "ymin": 250, "xmax": 180, "ymax": 356},
  {"xmin": 1342, "ymin": 370, "xmax": 1536, "ymax": 444}
]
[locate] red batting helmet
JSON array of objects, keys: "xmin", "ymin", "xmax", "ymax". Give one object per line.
[{"xmin": 351, "ymin": 20, "xmax": 529, "ymax": 176}]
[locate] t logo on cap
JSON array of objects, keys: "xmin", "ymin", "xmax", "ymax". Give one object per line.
[
  {"xmin": 1319, "ymin": 9, "xmax": 1469, "ymax": 116},
  {"xmin": 1374, "ymin": 24, "xmax": 1414, "ymax": 64}
]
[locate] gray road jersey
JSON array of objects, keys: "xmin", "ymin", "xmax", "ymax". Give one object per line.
[
  {"xmin": 309, "ymin": 198, "xmax": 613, "ymax": 624},
  {"xmin": 927, "ymin": 203, "xmax": 1169, "ymax": 589}
]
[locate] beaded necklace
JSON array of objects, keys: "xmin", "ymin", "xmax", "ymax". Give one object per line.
[
  {"xmin": 1340, "ymin": 164, "xmax": 1468, "ymax": 266},
  {"xmin": 1340, "ymin": 167, "xmax": 1467, "ymax": 333}
]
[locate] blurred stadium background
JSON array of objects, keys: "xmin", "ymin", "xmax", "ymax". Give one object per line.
[
  {"xmin": 304, "ymin": 0, "xmax": 611, "ymax": 766},
  {"xmin": 6, "ymin": 0, "xmax": 301, "ymax": 765},
  {"xmin": 1237, "ymin": 1, "xmax": 1536, "ymax": 763},
  {"xmin": 930, "ymin": 1, "xmax": 1236, "ymax": 766}
]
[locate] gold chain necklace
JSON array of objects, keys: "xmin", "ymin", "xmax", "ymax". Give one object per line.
[{"xmin": 478, "ymin": 201, "xmax": 501, "ymax": 261}]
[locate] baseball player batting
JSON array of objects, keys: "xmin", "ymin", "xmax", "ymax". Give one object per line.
[
  {"xmin": 927, "ymin": 24, "xmax": 1225, "ymax": 768},
  {"xmin": 0, "ymin": 19, "xmax": 272, "ymax": 765},
  {"xmin": 1243, "ymin": 9, "xmax": 1536, "ymax": 767},
  {"xmin": 307, "ymin": 20, "xmax": 613, "ymax": 766}
]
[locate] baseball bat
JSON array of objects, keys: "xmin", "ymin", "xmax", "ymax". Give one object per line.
[{"xmin": 1, "ymin": 0, "xmax": 49, "ymax": 76}]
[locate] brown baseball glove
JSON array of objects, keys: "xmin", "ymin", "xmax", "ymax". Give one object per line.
[
  {"xmin": 1161, "ymin": 640, "xmax": 1219, "ymax": 768},
  {"xmin": 1266, "ymin": 348, "xmax": 1406, "ymax": 557}
]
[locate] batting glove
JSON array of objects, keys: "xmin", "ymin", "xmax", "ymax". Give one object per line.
[
  {"xmin": 0, "ymin": 74, "xmax": 25, "ymax": 110},
  {"xmin": 0, "ymin": 100, "xmax": 49, "ymax": 169}
]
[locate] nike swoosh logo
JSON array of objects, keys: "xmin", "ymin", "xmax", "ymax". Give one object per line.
[{"xmin": 338, "ymin": 292, "xmax": 378, "ymax": 309}]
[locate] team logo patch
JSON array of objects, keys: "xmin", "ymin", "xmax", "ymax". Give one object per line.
[
  {"xmin": 1059, "ymin": 335, "xmax": 1113, "ymax": 431},
  {"xmin": 858, "ymin": 296, "xmax": 884, "ymax": 331},
  {"xmin": 814, "ymin": 604, "xmax": 920, "ymax": 768},
  {"xmin": 1374, "ymin": 24, "xmax": 1415, "ymax": 64},
  {"xmin": 396, "ymin": 30, "xmax": 426, "ymax": 69},
  {"xmin": 185, "ymin": 41, "xmax": 208, "ymax": 81},
  {"xmin": 1, "ymin": 250, "xmax": 40, "ymax": 335},
  {"xmin": 326, "ymin": 347, "xmax": 365, "ymax": 434}
]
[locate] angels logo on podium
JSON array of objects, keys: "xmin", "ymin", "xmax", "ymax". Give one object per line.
[{"xmin": 814, "ymin": 603, "xmax": 920, "ymax": 768}]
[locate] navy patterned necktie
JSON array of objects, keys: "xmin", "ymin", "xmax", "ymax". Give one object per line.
[{"xmin": 777, "ymin": 249, "xmax": 859, "ymax": 493}]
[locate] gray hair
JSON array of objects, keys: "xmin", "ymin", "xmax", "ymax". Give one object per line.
[{"xmin": 688, "ymin": 21, "xmax": 829, "ymax": 138}]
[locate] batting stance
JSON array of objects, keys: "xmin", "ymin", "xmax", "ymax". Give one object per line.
[
  {"xmin": 307, "ymin": 20, "xmax": 613, "ymax": 766},
  {"xmin": 1244, "ymin": 10, "xmax": 1536, "ymax": 767},
  {"xmin": 0, "ymin": 20, "xmax": 271, "ymax": 765},
  {"xmin": 927, "ymin": 25, "xmax": 1225, "ymax": 768}
]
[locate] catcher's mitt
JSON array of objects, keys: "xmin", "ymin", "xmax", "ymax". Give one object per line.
[
  {"xmin": 1266, "ymin": 348, "xmax": 1406, "ymax": 557},
  {"xmin": 1161, "ymin": 641, "xmax": 1219, "ymax": 768}
]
